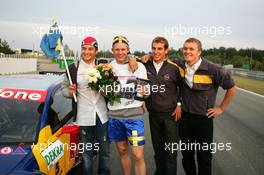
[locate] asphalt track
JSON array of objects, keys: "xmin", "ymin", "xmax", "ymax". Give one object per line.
[{"xmin": 69, "ymin": 88, "xmax": 264, "ymax": 175}]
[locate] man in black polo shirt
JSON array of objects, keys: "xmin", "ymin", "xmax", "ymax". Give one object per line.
[
  {"xmin": 178, "ymin": 38, "xmax": 237, "ymax": 175},
  {"xmin": 144, "ymin": 36, "xmax": 182, "ymax": 175}
]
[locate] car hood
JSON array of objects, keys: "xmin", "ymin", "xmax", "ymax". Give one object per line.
[{"xmin": 0, "ymin": 145, "xmax": 34, "ymax": 174}]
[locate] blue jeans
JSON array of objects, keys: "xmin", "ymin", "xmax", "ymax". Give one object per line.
[{"xmin": 80, "ymin": 116, "xmax": 110, "ymax": 175}]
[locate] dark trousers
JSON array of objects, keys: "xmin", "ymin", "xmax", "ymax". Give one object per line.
[
  {"xmin": 149, "ymin": 112, "xmax": 179, "ymax": 175},
  {"xmin": 179, "ymin": 111, "xmax": 213, "ymax": 175},
  {"xmin": 80, "ymin": 116, "xmax": 110, "ymax": 175}
]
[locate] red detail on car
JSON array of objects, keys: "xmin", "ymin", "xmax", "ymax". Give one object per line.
[{"xmin": 0, "ymin": 89, "xmax": 47, "ymax": 102}]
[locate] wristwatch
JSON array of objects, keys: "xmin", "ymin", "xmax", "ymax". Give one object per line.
[{"xmin": 177, "ymin": 102, "xmax": 182, "ymax": 106}]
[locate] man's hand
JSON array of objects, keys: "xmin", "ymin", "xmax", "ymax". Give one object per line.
[
  {"xmin": 137, "ymin": 84, "xmax": 150, "ymax": 96},
  {"xmin": 207, "ymin": 86, "xmax": 237, "ymax": 118},
  {"xmin": 128, "ymin": 56, "xmax": 138, "ymax": 73},
  {"xmin": 68, "ymin": 84, "xmax": 77, "ymax": 97},
  {"xmin": 206, "ymin": 107, "xmax": 223, "ymax": 118},
  {"xmin": 141, "ymin": 55, "xmax": 151, "ymax": 63},
  {"xmin": 172, "ymin": 106, "xmax": 182, "ymax": 121}
]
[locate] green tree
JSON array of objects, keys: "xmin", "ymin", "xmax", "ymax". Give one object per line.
[
  {"xmin": 168, "ymin": 47, "xmax": 182, "ymax": 59},
  {"xmin": 0, "ymin": 38, "xmax": 14, "ymax": 54},
  {"xmin": 96, "ymin": 50, "xmax": 113, "ymax": 58},
  {"xmin": 64, "ymin": 44, "xmax": 74, "ymax": 57},
  {"xmin": 133, "ymin": 51, "xmax": 146, "ymax": 57}
]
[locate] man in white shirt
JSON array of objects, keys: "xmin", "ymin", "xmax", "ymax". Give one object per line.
[
  {"xmin": 108, "ymin": 36, "xmax": 148, "ymax": 175},
  {"xmin": 61, "ymin": 36, "xmax": 110, "ymax": 175}
]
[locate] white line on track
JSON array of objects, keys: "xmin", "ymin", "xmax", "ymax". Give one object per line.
[{"xmin": 237, "ymin": 87, "xmax": 264, "ymax": 98}]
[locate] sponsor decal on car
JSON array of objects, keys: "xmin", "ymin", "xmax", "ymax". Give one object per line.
[
  {"xmin": 41, "ymin": 140, "xmax": 64, "ymax": 170},
  {"xmin": 0, "ymin": 88, "xmax": 47, "ymax": 102},
  {"xmin": 0, "ymin": 147, "xmax": 13, "ymax": 155}
]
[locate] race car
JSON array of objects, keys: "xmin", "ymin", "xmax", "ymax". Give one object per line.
[{"xmin": 0, "ymin": 74, "xmax": 80, "ymax": 175}]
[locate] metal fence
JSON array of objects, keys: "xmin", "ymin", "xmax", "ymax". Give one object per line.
[
  {"xmin": 0, "ymin": 53, "xmax": 79, "ymax": 60},
  {"xmin": 0, "ymin": 53, "xmax": 39, "ymax": 59},
  {"xmin": 229, "ymin": 68, "xmax": 264, "ymax": 80}
]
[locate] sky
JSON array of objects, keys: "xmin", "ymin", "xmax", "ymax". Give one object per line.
[{"xmin": 0, "ymin": 0, "xmax": 263, "ymax": 54}]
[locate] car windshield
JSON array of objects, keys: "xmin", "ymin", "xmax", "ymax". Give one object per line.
[{"xmin": 0, "ymin": 98, "xmax": 42, "ymax": 144}]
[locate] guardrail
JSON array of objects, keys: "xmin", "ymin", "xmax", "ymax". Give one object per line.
[
  {"xmin": 0, "ymin": 53, "xmax": 40, "ymax": 59},
  {"xmin": 0, "ymin": 53, "xmax": 78, "ymax": 60},
  {"xmin": 228, "ymin": 68, "xmax": 264, "ymax": 80}
]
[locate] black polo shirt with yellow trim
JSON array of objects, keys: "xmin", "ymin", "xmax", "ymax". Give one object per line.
[
  {"xmin": 174, "ymin": 58, "xmax": 235, "ymax": 116},
  {"xmin": 144, "ymin": 59, "xmax": 182, "ymax": 114}
]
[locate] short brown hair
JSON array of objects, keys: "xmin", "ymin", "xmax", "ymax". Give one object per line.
[
  {"xmin": 152, "ymin": 36, "xmax": 169, "ymax": 49},
  {"xmin": 184, "ymin": 38, "xmax": 202, "ymax": 51}
]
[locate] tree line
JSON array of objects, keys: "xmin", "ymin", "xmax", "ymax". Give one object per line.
[
  {"xmin": 97, "ymin": 47, "xmax": 264, "ymax": 71},
  {"xmin": 166, "ymin": 47, "xmax": 264, "ymax": 71}
]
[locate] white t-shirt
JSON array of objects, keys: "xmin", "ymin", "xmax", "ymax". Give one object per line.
[
  {"xmin": 74, "ymin": 59, "xmax": 108, "ymax": 126},
  {"xmin": 107, "ymin": 60, "xmax": 148, "ymax": 111}
]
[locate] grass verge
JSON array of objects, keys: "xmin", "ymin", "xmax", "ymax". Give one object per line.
[{"xmin": 232, "ymin": 75, "xmax": 264, "ymax": 95}]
